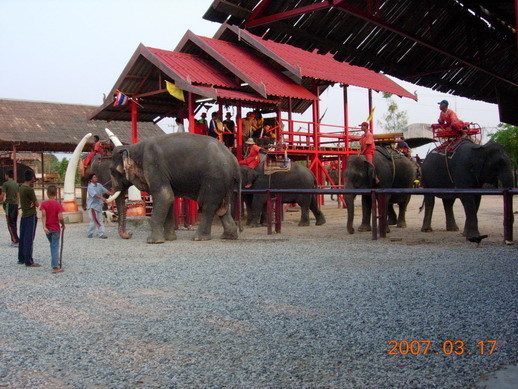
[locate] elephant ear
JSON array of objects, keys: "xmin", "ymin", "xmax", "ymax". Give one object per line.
[{"xmin": 121, "ymin": 149, "xmax": 133, "ymax": 181}]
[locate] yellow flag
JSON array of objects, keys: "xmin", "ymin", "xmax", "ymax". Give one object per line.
[
  {"xmin": 366, "ymin": 107, "xmax": 375, "ymax": 122},
  {"xmin": 166, "ymin": 81, "xmax": 185, "ymax": 102}
]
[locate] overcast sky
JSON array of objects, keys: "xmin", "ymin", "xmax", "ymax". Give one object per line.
[{"xmin": 0, "ymin": 0, "xmax": 502, "ymax": 155}]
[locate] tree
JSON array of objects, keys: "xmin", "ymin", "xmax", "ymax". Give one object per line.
[
  {"xmin": 489, "ymin": 124, "xmax": 518, "ymax": 169},
  {"xmin": 378, "ymin": 92, "xmax": 408, "ymax": 132}
]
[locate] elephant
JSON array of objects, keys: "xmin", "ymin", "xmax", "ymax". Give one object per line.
[
  {"xmin": 108, "ymin": 133, "xmax": 240, "ymax": 243},
  {"xmin": 80, "ymin": 154, "xmax": 112, "ymax": 210},
  {"xmin": 0, "ymin": 163, "xmax": 34, "ymax": 186},
  {"xmin": 239, "ymin": 162, "xmax": 326, "ymax": 227},
  {"xmin": 420, "ymin": 140, "xmax": 514, "ymax": 239},
  {"xmin": 344, "ymin": 146, "xmax": 416, "ymax": 234},
  {"xmin": 325, "ymin": 166, "xmax": 339, "ymax": 200}
]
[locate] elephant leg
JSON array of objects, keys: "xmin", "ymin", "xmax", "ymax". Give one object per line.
[
  {"xmin": 298, "ymin": 198, "xmax": 311, "ymax": 226},
  {"xmin": 247, "ymin": 195, "xmax": 266, "ymax": 228},
  {"xmin": 219, "ymin": 208, "xmax": 238, "ymax": 240},
  {"xmin": 421, "ymin": 194, "xmax": 435, "ymax": 232},
  {"xmin": 459, "ymin": 195, "xmax": 480, "ymax": 239},
  {"xmin": 442, "ymin": 198, "xmax": 459, "ymax": 231},
  {"xmin": 193, "ymin": 201, "xmax": 217, "ymax": 241},
  {"xmin": 387, "ymin": 205, "xmax": 398, "ymax": 225},
  {"xmin": 163, "ymin": 201, "xmax": 177, "ymax": 241},
  {"xmin": 147, "ymin": 189, "xmax": 174, "ymax": 244},
  {"xmin": 358, "ymin": 194, "xmax": 372, "ymax": 232},
  {"xmin": 396, "ymin": 195, "xmax": 410, "ymax": 228},
  {"xmin": 310, "ymin": 195, "xmax": 326, "ymax": 226}
]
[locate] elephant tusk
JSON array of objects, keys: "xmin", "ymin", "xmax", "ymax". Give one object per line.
[
  {"xmin": 106, "ymin": 191, "xmax": 121, "ymax": 203},
  {"xmin": 105, "ymin": 128, "xmax": 123, "ymax": 147},
  {"xmin": 64, "ymin": 132, "xmax": 92, "ymax": 202}
]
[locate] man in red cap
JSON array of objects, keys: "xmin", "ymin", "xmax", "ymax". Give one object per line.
[
  {"xmin": 359, "ymin": 122, "xmax": 375, "ymax": 164},
  {"xmin": 438, "ymin": 100, "xmax": 465, "ymax": 136}
]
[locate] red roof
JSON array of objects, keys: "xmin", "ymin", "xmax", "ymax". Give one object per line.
[
  {"xmin": 226, "ymin": 27, "xmax": 417, "ymax": 100},
  {"xmin": 195, "ymin": 36, "xmax": 317, "ymax": 101},
  {"xmin": 146, "ymin": 47, "xmax": 239, "ymax": 88},
  {"xmin": 196, "ymin": 86, "xmax": 280, "ymax": 105}
]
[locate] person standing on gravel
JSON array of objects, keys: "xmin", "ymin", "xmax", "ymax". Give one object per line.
[
  {"xmin": 0, "ymin": 169, "xmax": 20, "ymax": 247},
  {"xmin": 18, "ymin": 169, "xmax": 40, "ymax": 267},
  {"xmin": 40, "ymin": 185, "xmax": 65, "ymax": 273},
  {"xmin": 86, "ymin": 173, "xmax": 109, "ymax": 239}
]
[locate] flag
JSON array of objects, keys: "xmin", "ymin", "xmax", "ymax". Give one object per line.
[
  {"xmin": 366, "ymin": 107, "xmax": 375, "ymax": 122},
  {"xmin": 166, "ymin": 81, "xmax": 185, "ymax": 102},
  {"xmin": 113, "ymin": 90, "xmax": 129, "ymax": 107}
]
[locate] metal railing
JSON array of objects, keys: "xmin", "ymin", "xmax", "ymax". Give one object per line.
[{"xmin": 237, "ymin": 188, "xmax": 516, "ymax": 242}]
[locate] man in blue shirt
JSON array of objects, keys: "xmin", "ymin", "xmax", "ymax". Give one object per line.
[{"xmin": 87, "ymin": 173, "xmax": 109, "ymax": 239}]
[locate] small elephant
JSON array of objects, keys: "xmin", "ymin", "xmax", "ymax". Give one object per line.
[
  {"xmin": 108, "ymin": 133, "xmax": 240, "ymax": 243},
  {"xmin": 421, "ymin": 140, "xmax": 514, "ymax": 239},
  {"xmin": 240, "ymin": 162, "xmax": 326, "ymax": 227},
  {"xmin": 344, "ymin": 146, "xmax": 416, "ymax": 234}
]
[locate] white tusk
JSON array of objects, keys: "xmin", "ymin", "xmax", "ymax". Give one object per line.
[
  {"xmin": 64, "ymin": 133, "xmax": 92, "ymax": 202},
  {"xmin": 106, "ymin": 190, "xmax": 121, "ymax": 203},
  {"xmin": 105, "ymin": 127, "xmax": 122, "ymax": 147}
]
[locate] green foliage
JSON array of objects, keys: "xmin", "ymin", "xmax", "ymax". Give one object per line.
[
  {"xmin": 378, "ymin": 94, "xmax": 408, "ymax": 132},
  {"xmin": 489, "ymin": 124, "xmax": 518, "ymax": 167},
  {"xmin": 49, "ymin": 155, "xmax": 77, "ymax": 183}
]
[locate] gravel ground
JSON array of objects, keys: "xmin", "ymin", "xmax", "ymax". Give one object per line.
[{"xmin": 0, "ymin": 196, "xmax": 516, "ymax": 388}]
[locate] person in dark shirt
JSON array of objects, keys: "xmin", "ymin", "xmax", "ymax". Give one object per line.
[{"xmin": 18, "ymin": 169, "xmax": 40, "ymax": 267}]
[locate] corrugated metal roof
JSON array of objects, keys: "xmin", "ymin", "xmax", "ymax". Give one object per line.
[
  {"xmin": 194, "ymin": 35, "xmax": 317, "ymax": 101},
  {"xmin": 220, "ymin": 26, "xmax": 416, "ymax": 100},
  {"xmin": 196, "ymin": 86, "xmax": 280, "ymax": 105},
  {"xmin": 0, "ymin": 99, "xmax": 165, "ymax": 152},
  {"xmin": 249, "ymin": 34, "xmax": 415, "ymax": 100},
  {"xmin": 203, "ymin": 0, "xmax": 517, "ymax": 110},
  {"xmin": 146, "ymin": 47, "xmax": 239, "ymax": 88}
]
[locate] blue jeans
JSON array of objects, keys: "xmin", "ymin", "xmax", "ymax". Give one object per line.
[
  {"xmin": 18, "ymin": 215, "xmax": 37, "ymax": 265},
  {"xmin": 46, "ymin": 230, "xmax": 61, "ymax": 268}
]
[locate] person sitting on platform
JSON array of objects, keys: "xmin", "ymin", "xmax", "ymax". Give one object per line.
[
  {"xmin": 239, "ymin": 138, "xmax": 263, "ymax": 169},
  {"xmin": 84, "ymin": 135, "xmax": 107, "ymax": 167},
  {"xmin": 438, "ymin": 99, "xmax": 465, "ymax": 136},
  {"xmin": 396, "ymin": 136, "xmax": 411, "ymax": 158}
]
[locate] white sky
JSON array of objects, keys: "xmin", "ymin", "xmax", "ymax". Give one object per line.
[{"xmin": 0, "ymin": 0, "xmax": 502, "ymax": 156}]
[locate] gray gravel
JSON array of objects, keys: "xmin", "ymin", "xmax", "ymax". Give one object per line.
[{"xmin": 0, "ymin": 209, "xmax": 516, "ymax": 388}]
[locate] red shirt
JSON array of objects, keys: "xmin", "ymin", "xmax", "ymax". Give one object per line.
[
  {"xmin": 438, "ymin": 109, "xmax": 459, "ymax": 125},
  {"xmin": 40, "ymin": 200, "xmax": 64, "ymax": 232},
  {"xmin": 239, "ymin": 145, "xmax": 262, "ymax": 168},
  {"xmin": 359, "ymin": 131, "xmax": 375, "ymax": 155}
]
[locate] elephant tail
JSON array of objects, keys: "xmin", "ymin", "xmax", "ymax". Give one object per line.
[{"xmin": 418, "ymin": 197, "xmax": 425, "ymax": 213}]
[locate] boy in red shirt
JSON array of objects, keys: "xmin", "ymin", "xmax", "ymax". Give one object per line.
[{"xmin": 39, "ymin": 185, "xmax": 65, "ymax": 273}]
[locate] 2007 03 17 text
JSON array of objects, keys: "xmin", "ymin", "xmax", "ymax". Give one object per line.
[{"xmin": 387, "ymin": 340, "xmax": 497, "ymax": 355}]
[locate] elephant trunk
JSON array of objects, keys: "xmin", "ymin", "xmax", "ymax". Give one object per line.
[
  {"xmin": 345, "ymin": 194, "xmax": 356, "ymax": 234},
  {"xmin": 115, "ymin": 192, "xmax": 132, "ymax": 239}
]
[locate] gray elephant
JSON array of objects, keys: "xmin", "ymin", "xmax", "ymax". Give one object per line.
[
  {"xmin": 344, "ymin": 146, "xmax": 416, "ymax": 234},
  {"xmin": 421, "ymin": 140, "xmax": 514, "ymax": 239},
  {"xmin": 240, "ymin": 162, "xmax": 326, "ymax": 227},
  {"xmin": 0, "ymin": 163, "xmax": 34, "ymax": 186},
  {"xmin": 108, "ymin": 133, "xmax": 240, "ymax": 243}
]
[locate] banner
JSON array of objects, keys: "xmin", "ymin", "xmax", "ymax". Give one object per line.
[{"xmin": 166, "ymin": 81, "xmax": 185, "ymax": 102}]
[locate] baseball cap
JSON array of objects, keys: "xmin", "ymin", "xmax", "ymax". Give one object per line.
[
  {"xmin": 437, "ymin": 100, "xmax": 449, "ymax": 106},
  {"xmin": 359, "ymin": 122, "xmax": 369, "ymax": 127}
]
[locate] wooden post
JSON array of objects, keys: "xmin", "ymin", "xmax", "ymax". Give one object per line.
[
  {"xmin": 41, "ymin": 152, "xmax": 45, "ymax": 200},
  {"xmin": 378, "ymin": 192, "xmax": 387, "ymax": 238},
  {"xmin": 275, "ymin": 194, "xmax": 282, "ymax": 233},
  {"xmin": 236, "ymin": 104, "xmax": 243, "ymax": 160},
  {"xmin": 503, "ymin": 189, "xmax": 513, "ymax": 242},
  {"xmin": 371, "ymin": 190, "xmax": 378, "ymax": 240},
  {"xmin": 267, "ymin": 190, "xmax": 273, "ymax": 235},
  {"xmin": 12, "ymin": 145, "xmax": 17, "ymax": 182}
]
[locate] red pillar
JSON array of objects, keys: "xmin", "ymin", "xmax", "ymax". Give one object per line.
[
  {"xmin": 368, "ymin": 89, "xmax": 373, "ymax": 131},
  {"xmin": 188, "ymin": 92, "xmax": 195, "ymax": 133},
  {"xmin": 131, "ymin": 99, "xmax": 138, "ymax": 143},
  {"xmin": 236, "ymin": 104, "xmax": 243, "ymax": 160}
]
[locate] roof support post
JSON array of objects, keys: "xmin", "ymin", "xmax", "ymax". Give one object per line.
[
  {"xmin": 368, "ymin": 89, "xmax": 374, "ymax": 131},
  {"xmin": 288, "ymin": 98, "xmax": 293, "ymax": 146},
  {"xmin": 236, "ymin": 104, "xmax": 243, "ymax": 160},
  {"xmin": 41, "ymin": 152, "xmax": 45, "ymax": 200},
  {"xmin": 131, "ymin": 99, "xmax": 138, "ymax": 143},
  {"xmin": 311, "ymin": 81, "xmax": 323, "ymax": 205},
  {"xmin": 12, "ymin": 144, "xmax": 17, "ymax": 183},
  {"xmin": 188, "ymin": 92, "xmax": 194, "ymax": 133}
]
